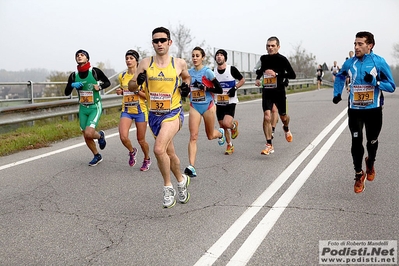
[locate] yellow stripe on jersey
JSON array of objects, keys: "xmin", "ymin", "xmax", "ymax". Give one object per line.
[{"xmin": 118, "ymin": 71, "xmax": 148, "ymax": 114}]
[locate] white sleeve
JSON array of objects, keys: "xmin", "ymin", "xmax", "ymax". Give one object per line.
[{"xmin": 253, "ymin": 59, "xmax": 261, "ymax": 72}]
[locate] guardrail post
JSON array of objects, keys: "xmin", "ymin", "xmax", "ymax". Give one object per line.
[{"xmin": 27, "ymin": 80, "xmax": 34, "ymax": 103}]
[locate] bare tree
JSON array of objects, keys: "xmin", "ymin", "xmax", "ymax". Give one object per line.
[
  {"xmin": 288, "ymin": 43, "xmax": 317, "ymax": 78},
  {"xmin": 196, "ymin": 40, "xmax": 215, "ymax": 69},
  {"xmin": 393, "ymin": 43, "xmax": 399, "ymax": 61},
  {"xmin": 135, "ymin": 46, "xmax": 150, "ymax": 60},
  {"xmin": 170, "ymin": 23, "xmax": 193, "ymax": 59},
  {"xmin": 390, "ymin": 43, "xmax": 399, "ymax": 84},
  {"xmin": 95, "ymin": 62, "xmax": 106, "ymax": 70},
  {"xmin": 45, "ymin": 71, "xmax": 70, "ymax": 96},
  {"xmin": 169, "ymin": 23, "xmax": 214, "ymax": 69}
]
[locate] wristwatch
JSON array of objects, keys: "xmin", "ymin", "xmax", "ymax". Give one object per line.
[{"xmin": 376, "ymin": 81, "xmax": 381, "ymax": 86}]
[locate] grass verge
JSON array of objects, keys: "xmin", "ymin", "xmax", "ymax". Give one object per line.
[{"xmin": 0, "ymin": 86, "xmax": 318, "ymax": 157}]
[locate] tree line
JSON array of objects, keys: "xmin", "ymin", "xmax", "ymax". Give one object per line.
[{"xmin": 1, "ymin": 24, "xmax": 398, "ymax": 99}]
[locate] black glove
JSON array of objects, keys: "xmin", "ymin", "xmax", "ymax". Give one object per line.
[
  {"xmin": 211, "ymin": 78, "xmax": 223, "ymax": 94},
  {"xmin": 227, "ymin": 87, "xmax": 236, "ymax": 97},
  {"xmin": 364, "ymin": 72, "xmax": 375, "ymax": 85},
  {"xmin": 137, "ymin": 70, "xmax": 146, "ymax": 85},
  {"xmin": 179, "ymin": 82, "xmax": 190, "ymax": 97},
  {"xmin": 192, "ymin": 80, "xmax": 205, "ymax": 90},
  {"xmin": 332, "ymin": 93, "xmax": 342, "ymax": 104},
  {"xmin": 283, "ymin": 79, "xmax": 289, "ymax": 87}
]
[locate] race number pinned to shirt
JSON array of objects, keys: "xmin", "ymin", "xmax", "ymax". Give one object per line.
[
  {"xmin": 353, "ymin": 85, "xmax": 374, "ymax": 106},
  {"xmin": 262, "ymin": 74, "xmax": 277, "ymax": 89},
  {"xmin": 216, "ymin": 88, "xmax": 230, "ymax": 105},
  {"xmin": 123, "ymin": 91, "xmax": 139, "ymax": 107},
  {"xmin": 149, "ymin": 92, "xmax": 172, "ymax": 113},
  {"xmin": 79, "ymin": 91, "xmax": 94, "ymax": 105},
  {"xmin": 191, "ymin": 88, "xmax": 206, "ymax": 102}
]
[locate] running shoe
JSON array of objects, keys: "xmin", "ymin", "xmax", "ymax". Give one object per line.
[
  {"xmin": 98, "ymin": 130, "xmax": 106, "ymax": 150},
  {"xmin": 184, "ymin": 165, "xmax": 197, "ymax": 177},
  {"xmin": 177, "ymin": 174, "xmax": 190, "ymax": 204},
  {"xmin": 231, "ymin": 120, "xmax": 239, "ymax": 139},
  {"xmin": 163, "ymin": 186, "xmax": 176, "ymax": 208},
  {"xmin": 218, "ymin": 128, "xmax": 225, "ymax": 146},
  {"xmin": 89, "ymin": 154, "xmax": 103, "ymax": 166},
  {"xmin": 283, "ymin": 126, "xmax": 293, "ymax": 142},
  {"xmin": 354, "ymin": 171, "xmax": 366, "ymax": 193},
  {"xmin": 261, "ymin": 144, "xmax": 274, "ymax": 155},
  {"xmin": 140, "ymin": 158, "xmax": 151, "ymax": 171},
  {"xmin": 129, "ymin": 148, "xmax": 138, "ymax": 167},
  {"xmin": 225, "ymin": 144, "xmax": 234, "ymax": 155},
  {"xmin": 365, "ymin": 157, "xmax": 375, "ymax": 181}
]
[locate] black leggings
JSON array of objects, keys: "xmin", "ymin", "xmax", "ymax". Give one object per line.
[{"xmin": 348, "ymin": 107, "xmax": 383, "ymax": 172}]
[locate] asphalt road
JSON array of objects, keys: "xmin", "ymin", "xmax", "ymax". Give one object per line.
[{"xmin": 1, "ymin": 88, "xmax": 398, "ymax": 265}]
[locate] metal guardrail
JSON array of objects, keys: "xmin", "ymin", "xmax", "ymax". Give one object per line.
[
  {"xmin": 0, "ymin": 78, "xmax": 324, "ymax": 127},
  {"xmin": 238, "ymin": 78, "xmax": 318, "ymax": 95},
  {"xmin": 0, "ymin": 73, "xmax": 319, "ymax": 105},
  {"xmin": 0, "ymin": 95, "xmax": 122, "ymax": 127},
  {"xmin": 0, "ymin": 70, "xmax": 124, "ymax": 105}
]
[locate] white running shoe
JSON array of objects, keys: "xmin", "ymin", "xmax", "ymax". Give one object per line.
[
  {"xmin": 163, "ymin": 187, "xmax": 176, "ymax": 208},
  {"xmin": 177, "ymin": 174, "xmax": 190, "ymax": 204}
]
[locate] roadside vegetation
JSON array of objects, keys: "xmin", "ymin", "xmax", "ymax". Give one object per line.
[{"xmin": 0, "ymin": 85, "xmax": 319, "ymax": 157}]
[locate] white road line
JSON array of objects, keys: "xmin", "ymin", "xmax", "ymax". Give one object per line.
[
  {"xmin": 227, "ymin": 117, "xmax": 348, "ymax": 266},
  {"xmin": 0, "ymin": 131, "xmax": 121, "ymax": 171},
  {"xmin": 193, "ymin": 108, "xmax": 348, "ymax": 266},
  {"xmin": 0, "ymin": 112, "xmax": 192, "ymax": 171},
  {"xmin": 0, "ymin": 95, "xmax": 297, "ymax": 172}
]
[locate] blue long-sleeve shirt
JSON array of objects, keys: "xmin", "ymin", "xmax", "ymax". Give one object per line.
[{"xmin": 333, "ymin": 51, "xmax": 396, "ymax": 109}]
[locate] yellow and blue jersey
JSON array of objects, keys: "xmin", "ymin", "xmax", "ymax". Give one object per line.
[
  {"xmin": 118, "ymin": 71, "xmax": 148, "ymax": 114},
  {"xmin": 144, "ymin": 56, "xmax": 181, "ymax": 113}
]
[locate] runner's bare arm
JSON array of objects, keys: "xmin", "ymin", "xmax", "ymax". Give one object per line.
[
  {"xmin": 128, "ymin": 58, "xmax": 149, "ymax": 92},
  {"xmin": 179, "ymin": 59, "xmax": 191, "ymax": 85}
]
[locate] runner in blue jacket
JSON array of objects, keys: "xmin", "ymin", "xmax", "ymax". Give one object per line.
[{"xmin": 332, "ymin": 31, "xmax": 396, "ymax": 194}]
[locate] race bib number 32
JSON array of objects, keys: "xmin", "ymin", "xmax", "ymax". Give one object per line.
[{"xmin": 149, "ymin": 92, "xmax": 172, "ymax": 113}]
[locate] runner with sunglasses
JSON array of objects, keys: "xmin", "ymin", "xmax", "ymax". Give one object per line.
[
  {"xmin": 128, "ymin": 27, "xmax": 191, "ymax": 208},
  {"xmin": 332, "ymin": 31, "xmax": 396, "ymax": 193}
]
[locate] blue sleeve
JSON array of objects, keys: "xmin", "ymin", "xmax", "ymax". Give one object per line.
[
  {"xmin": 377, "ymin": 56, "xmax": 396, "ymax": 93},
  {"xmin": 205, "ymin": 68, "xmax": 215, "ymax": 80},
  {"xmin": 333, "ymin": 61, "xmax": 348, "ymax": 96}
]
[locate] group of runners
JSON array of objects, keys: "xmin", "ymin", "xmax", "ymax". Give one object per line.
[{"xmin": 65, "ymin": 28, "xmax": 395, "ymax": 208}]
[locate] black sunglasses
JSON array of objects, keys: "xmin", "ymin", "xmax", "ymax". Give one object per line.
[{"xmin": 152, "ymin": 38, "xmax": 169, "ymax": 44}]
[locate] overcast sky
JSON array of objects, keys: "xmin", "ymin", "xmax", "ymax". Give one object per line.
[{"xmin": 1, "ymin": 0, "xmax": 398, "ymax": 74}]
